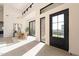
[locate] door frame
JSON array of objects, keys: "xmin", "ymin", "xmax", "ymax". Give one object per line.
[
  {"xmin": 50, "ymin": 9, "xmax": 69, "ymax": 51},
  {"xmin": 40, "ymin": 17, "xmax": 45, "ymax": 43}
]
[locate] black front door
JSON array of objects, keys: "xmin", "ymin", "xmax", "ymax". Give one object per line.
[{"xmin": 50, "ymin": 9, "xmax": 69, "ymax": 51}]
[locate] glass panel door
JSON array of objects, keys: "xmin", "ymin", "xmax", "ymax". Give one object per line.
[
  {"xmin": 50, "ymin": 9, "xmax": 69, "ymax": 51},
  {"xmin": 40, "ymin": 17, "xmax": 45, "ymax": 43}
]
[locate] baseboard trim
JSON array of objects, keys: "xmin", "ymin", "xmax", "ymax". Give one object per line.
[{"xmin": 69, "ymin": 52, "xmax": 78, "ymax": 56}]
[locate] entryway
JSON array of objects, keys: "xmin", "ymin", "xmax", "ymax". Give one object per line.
[{"xmin": 50, "ymin": 9, "xmax": 69, "ymax": 51}]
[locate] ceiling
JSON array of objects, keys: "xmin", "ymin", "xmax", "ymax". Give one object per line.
[
  {"xmin": 0, "ymin": 3, "xmax": 50, "ymax": 17},
  {"xmin": 9, "ymin": 3, "xmax": 32, "ymax": 12}
]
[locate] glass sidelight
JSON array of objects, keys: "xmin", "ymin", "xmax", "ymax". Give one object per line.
[{"xmin": 40, "ymin": 17, "xmax": 45, "ymax": 43}]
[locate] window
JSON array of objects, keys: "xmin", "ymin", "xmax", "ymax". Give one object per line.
[
  {"xmin": 52, "ymin": 14, "xmax": 64, "ymax": 38},
  {"xmin": 29, "ymin": 20, "xmax": 35, "ymax": 36}
]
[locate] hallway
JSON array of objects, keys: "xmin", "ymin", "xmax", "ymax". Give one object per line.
[
  {"xmin": 0, "ymin": 3, "xmax": 79, "ymax": 56},
  {"xmin": 0, "ymin": 36, "xmax": 71, "ymax": 56}
]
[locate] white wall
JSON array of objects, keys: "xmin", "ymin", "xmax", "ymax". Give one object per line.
[{"xmin": 3, "ymin": 4, "xmax": 24, "ymax": 37}]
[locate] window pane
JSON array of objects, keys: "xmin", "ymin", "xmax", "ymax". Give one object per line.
[
  {"xmin": 58, "ymin": 14, "xmax": 64, "ymax": 22},
  {"xmin": 58, "ymin": 22, "xmax": 64, "ymax": 38},
  {"xmin": 52, "ymin": 23, "xmax": 58, "ymax": 37},
  {"xmin": 32, "ymin": 21, "xmax": 35, "ymax": 36},
  {"xmin": 52, "ymin": 16, "xmax": 57, "ymax": 23},
  {"xmin": 40, "ymin": 17, "xmax": 45, "ymax": 42},
  {"xmin": 29, "ymin": 22, "xmax": 32, "ymax": 35},
  {"xmin": 29, "ymin": 21, "xmax": 35, "ymax": 36}
]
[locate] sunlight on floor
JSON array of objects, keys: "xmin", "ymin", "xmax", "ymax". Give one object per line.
[
  {"xmin": 23, "ymin": 42, "xmax": 45, "ymax": 56},
  {"xmin": 0, "ymin": 36, "xmax": 36, "ymax": 55},
  {"xmin": 0, "ymin": 44, "xmax": 7, "ymax": 48}
]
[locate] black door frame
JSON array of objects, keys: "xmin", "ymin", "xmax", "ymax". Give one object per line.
[
  {"xmin": 40, "ymin": 17, "xmax": 45, "ymax": 43},
  {"xmin": 50, "ymin": 9, "xmax": 69, "ymax": 51}
]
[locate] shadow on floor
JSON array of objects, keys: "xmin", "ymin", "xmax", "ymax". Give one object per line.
[
  {"xmin": 36, "ymin": 44, "xmax": 71, "ymax": 56},
  {"xmin": 1, "ymin": 40, "xmax": 39, "ymax": 56}
]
